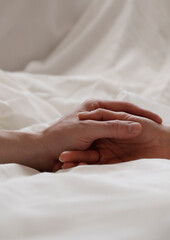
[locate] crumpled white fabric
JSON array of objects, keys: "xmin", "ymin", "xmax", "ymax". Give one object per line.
[
  {"xmin": 1, "ymin": 160, "xmax": 170, "ymax": 240},
  {"xmin": 0, "ymin": 0, "xmax": 170, "ymax": 239}
]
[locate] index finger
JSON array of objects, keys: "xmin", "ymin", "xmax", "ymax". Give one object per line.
[{"xmin": 90, "ymin": 100, "xmax": 162, "ymax": 124}]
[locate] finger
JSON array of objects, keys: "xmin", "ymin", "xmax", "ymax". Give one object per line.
[
  {"xmin": 77, "ymin": 162, "xmax": 88, "ymax": 166},
  {"xmin": 99, "ymin": 101, "xmax": 162, "ymax": 124},
  {"xmin": 84, "ymin": 100, "xmax": 162, "ymax": 124},
  {"xmin": 59, "ymin": 150, "xmax": 99, "ymax": 163},
  {"xmin": 82, "ymin": 120, "xmax": 142, "ymax": 139},
  {"xmin": 78, "ymin": 109, "xmax": 130, "ymax": 121},
  {"xmin": 52, "ymin": 162, "xmax": 63, "ymax": 172},
  {"xmin": 101, "ymin": 159, "xmax": 122, "ymax": 165},
  {"xmin": 62, "ymin": 162, "xmax": 87, "ymax": 169},
  {"xmin": 62, "ymin": 162, "xmax": 77, "ymax": 169}
]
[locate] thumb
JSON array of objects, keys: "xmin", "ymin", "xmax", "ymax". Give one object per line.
[{"xmin": 87, "ymin": 120, "xmax": 142, "ymax": 139}]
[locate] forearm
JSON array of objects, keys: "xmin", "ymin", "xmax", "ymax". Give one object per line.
[{"xmin": 0, "ymin": 130, "xmax": 46, "ymax": 170}]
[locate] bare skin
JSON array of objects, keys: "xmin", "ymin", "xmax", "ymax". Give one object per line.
[
  {"xmin": 59, "ymin": 109, "xmax": 170, "ymax": 169},
  {"xmin": 0, "ymin": 100, "xmax": 163, "ymax": 172}
]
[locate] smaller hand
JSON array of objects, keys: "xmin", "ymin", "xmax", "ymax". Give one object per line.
[{"xmin": 59, "ymin": 108, "xmax": 170, "ymax": 170}]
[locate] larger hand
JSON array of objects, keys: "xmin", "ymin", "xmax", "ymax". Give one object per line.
[{"xmin": 59, "ymin": 109, "xmax": 170, "ymax": 169}]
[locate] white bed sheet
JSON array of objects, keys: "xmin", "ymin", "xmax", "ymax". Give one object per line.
[
  {"xmin": 1, "ymin": 159, "xmax": 170, "ymax": 240},
  {"xmin": 1, "ymin": 0, "xmax": 170, "ymax": 239}
]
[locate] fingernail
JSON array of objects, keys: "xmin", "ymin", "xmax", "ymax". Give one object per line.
[
  {"xmin": 128, "ymin": 123, "xmax": 141, "ymax": 134},
  {"xmin": 59, "ymin": 151, "xmax": 70, "ymax": 162},
  {"xmin": 59, "ymin": 155, "xmax": 64, "ymax": 162}
]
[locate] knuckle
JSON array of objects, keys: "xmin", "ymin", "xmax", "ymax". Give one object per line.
[
  {"xmin": 107, "ymin": 120, "xmax": 118, "ymax": 129},
  {"xmin": 91, "ymin": 108, "xmax": 103, "ymax": 120},
  {"xmin": 109, "ymin": 120, "xmax": 119, "ymax": 138},
  {"xmin": 91, "ymin": 102, "xmax": 100, "ymax": 111},
  {"xmin": 118, "ymin": 112, "xmax": 131, "ymax": 120},
  {"xmin": 80, "ymin": 119, "xmax": 93, "ymax": 128},
  {"xmin": 96, "ymin": 108, "xmax": 103, "ymax": 114},
  {"xmin": 83, "ymin": 98, "xmax": 100, "ymax": 111},
  {"xmin": 77, "ymin": 120, "xmax": 93, "ymax": 135},
  {"xmin": 113, "ymin": 119, "xmax": 119, "ymax": 129},
  {"xmin": 83, "ymin": 99, "xmax": 94, "ymax": 108}
]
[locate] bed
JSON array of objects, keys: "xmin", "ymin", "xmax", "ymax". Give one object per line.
[{"xmin": 0, "ymin": 0, "xmax": 170, "ymax": 239}]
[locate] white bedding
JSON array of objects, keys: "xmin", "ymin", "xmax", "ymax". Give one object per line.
[{"xmin": 1, "ymin": 0, "xmax": 170, "ymax": 239}]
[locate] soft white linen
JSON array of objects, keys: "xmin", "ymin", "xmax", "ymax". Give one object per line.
[
  {"xmin": 1, "ymin": 160, "xmax": 170, "ymax": 240},
  {"xmin": 0, "ymin": 0, "xmax": 170, "ymax": 239}
]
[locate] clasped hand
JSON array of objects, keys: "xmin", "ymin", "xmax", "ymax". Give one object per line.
[{"xmin": 38, "ymin": 99, "xmax": 169, "ymax": 172}]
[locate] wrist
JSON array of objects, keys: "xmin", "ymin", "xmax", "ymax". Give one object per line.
[
  {"xmin": 41, "ymin": 126, "xmax": 62, "ymax": 159},
  {"xmin": 0, "ymin": 130, "xmax": 48, "ymax": 170}
]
